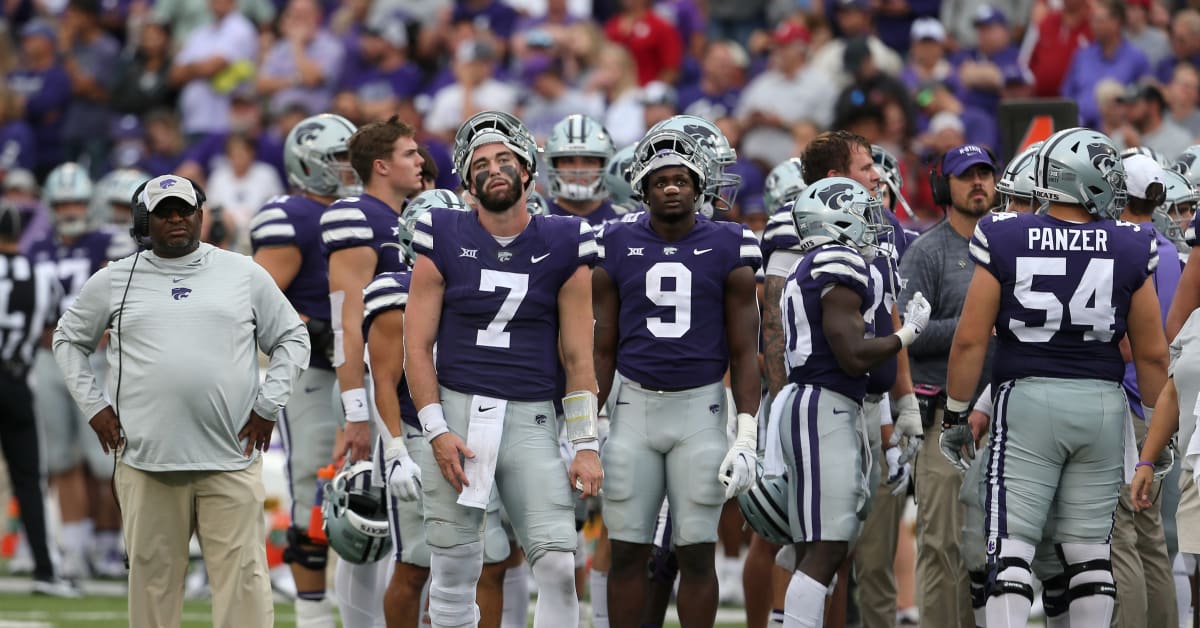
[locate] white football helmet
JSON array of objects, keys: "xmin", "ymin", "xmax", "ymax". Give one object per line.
[
  {"xmin": 790, "ymin": 177, "xmax": 886, "ymax": 256},
  {"xmin": 1033, "ymin": 128, "xmax": 1127, "ymax": 218},
  {"xmin": 398, "ymin": 189, "xmax": 468, "ymax": 265},
  {"xmin": 321, "ymin": 461, "xmax": 392, "ymax": 565},
  {"xmin": 629, "ymin": 128, "xmax": 715, "ymax": 203},
  {"xmin": 648, "ymin": 115, "xmax": 740, "ymax": 209},
  {"xmin": 604, "ymin": 144, "xmax": 639, "ymax": 210},
  {"xmin": 1159, "ymin": 168, "xmax": 1197, "ymax": 251},
  {"xmin": 737, "ymin": 473, "xmax": 792, "ymax": 546},
  {"xmin": 995, "ymin": 142, "xmax": 1042, "ymax": 208},
  {"xmin": 1174, "ymin": 144, "xmax": 1200, "ymax": 190},
  {"xmin": 764, "ymin": 157, "xmax": 807, "ymax": 213},
  {"xmin": 285, "ymin": 113, "xmax": 361, "ymax": 197},
  {"xmin": 44, "ymin": 162, "xmax": 93, "ymax": 206},
  {"xmin": 453, "ymin": 111, "xmax": 540, "ymax": 192},
  {"xmin": 544, "ymin": 114, "xmax": 615, "ymax": 202}
]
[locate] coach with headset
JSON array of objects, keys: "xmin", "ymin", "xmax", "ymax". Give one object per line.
[
  {"xmin": 52, "ymin": 174, "xmax": 310, "ymax": 628},
  {"xmin": 897, "ymin": 144, "xmax": 998, "ymax": 628}
]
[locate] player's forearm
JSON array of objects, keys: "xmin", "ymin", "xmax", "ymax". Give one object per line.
[
  {"xmin": 331, "ymin": 285, "xmax": 367, "ymax": 392},
  {"xmin": 371, "ymin": 373, "xmax": 405, "ymax": 438},
  {"xmin": 945, "ymin": 336, "xmax": 987, "ymax": 404},
  {"xmin": 1133, "ymin": 350, "xmax": 1169, "ymax": 413},
  {"xmin": 1140, "ymin": 379, "xmax": 1179, "ymax": 462},
  {"xmin": 729, "ymin": 348, "xmax": 761, "ymax": 416},
  {"xmin": 1166, "ymin": 256, "xmax": 1200, "ymax": 340},
  {"xmin": 889, "ymin": 307, "xmax": 915, "ymax": 398},
  {"xmin": 594, "ymin": 337, "xmax": 616, "ymax": 407},
  {"xmin": 762, "ymin": 276, "xmax": 788, "ymax": 396}
]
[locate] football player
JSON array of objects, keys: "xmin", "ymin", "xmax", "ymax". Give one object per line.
[
  {"xmin": 592, "ymin": 127, "xmax": 761, "ymax": 628},
  {"xmin": 320, "ymin": 115, "xmax": 424, "ymax": 628},
  {"xmin": 995, "ymin": 143, "xmax": 1042, "ymax": 215},
  {"xmin": 404, "ymin": 111, "xmax": 602, "ymax": 627},
  {"xmin": 544, "ymin": 114, "xmax": 622, "ymax": 226},
  {"xmin": 776, "ymin": 177, "xmax": 929, "ymax": 627},
  {"xmin": 249, "ymin": 113, "xmax": 358, "ymax": 628},
  {"xmin": 28, "ymin": 162, "xmax": 137, "ymax": 580},
  {"xmin": 941, "ymin": 128, "xmax": 1169, "ymax": 627}
]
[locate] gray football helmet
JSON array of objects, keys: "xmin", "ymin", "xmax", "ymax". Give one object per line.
[
  {"xmin": 737, "ymin": 473, "xmax": 792, "ymax": 546},
  {"xmin": 284, "ymin": 113, "xmax": 360, "ymax": 197},
  {"xmin": 1174, "ymin": 145, "xmax": 1200, "ymax": 189},
  {"xmin": 44, "ymin": 162, "xmax": 93, "ymax": 206},
  {"xmin": 629, "ymin": 128, "xmax": 714, "ymax": 201},
  {"xmin": 1033, "ymin": 128, "xmax": 1127, "ymax": 218},
  {"xmin": 648, "ymin": 115, "xmax": 740, "ymax": 209},
  {"xmin": 526, "ymin": 190, "xmax": 550, "ymax": 216},
  {"xmin": 322, "ymin": 461, "xmax": 392, "ymax": 565},
  {"xmin": 995, "ymin": 141, "xmax": 1042, "ymax": 207},
  {"xmin": 453, "ymin": 111, "xmax": 540, "ymax": 192},
  {"xmin": 91, "ymin": 167, "xmax": 149, "ymax": 225},
  {"xmin": 1159, "ymin": 168, "xmax": 1197, "ymax": 251},
  {"xmin": 763, "ymin": 158, "xmax": 807, "ymax": 213},
  {"xmin": 544, "ymin": 114, "xmax": 615, "ymax": 202},
  {"xmin": 604, "ymin": 144, "xmax": 639, "ymax": 210},
  {"xmin": 397, "ymin": 189, "xmax": 468, "ymax": 265},
  {"xmin": 790, "ymin": 177, "xmax": 885, "ymax": 256}
]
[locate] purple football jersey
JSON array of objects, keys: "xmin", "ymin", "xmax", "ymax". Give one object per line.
[
  {"xmin": 319, "ymin": 193, "xmax": 408, "ymax": 275},
  {"xmin": 363, "ymin": 271, "xmax": 419, "ymax": 429},
  {"xmin": 548, "ymin": 197, "xmax": 622, "ymax": 227},
  {"xmin": 971, "ymin": 212, "xmax": 1158, "ymax": 384},
  {"xmin": 412, "ymin": 209, "xmax": 598, "ymax": 401},
  {"xmin": 28, "ymin": 226, "xmax": 136, "ymax": 314},
  {"xmin": 250, "ymin": 194, "xmax": 333, "ymax": 369},
  {"xmin": 597, "ymin": 213, "xmax": 761, "ymax": 390},
  {"xmin": 782, "ymin": 243, "xmax": 875, "ymax": 401}
]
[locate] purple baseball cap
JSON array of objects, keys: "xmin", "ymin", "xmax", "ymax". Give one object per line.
[
  {"xmin": 943, "ymin": 144, "xmax": 996, "ymax": 176},
  {"xmin": 973, "ymin": 5, "xmax": 1008, "ymax": 28}
]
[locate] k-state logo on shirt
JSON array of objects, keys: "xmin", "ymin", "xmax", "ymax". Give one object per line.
[{"xmin": 171, "ymin": 287, "xmax": 192, "ymax": 300}]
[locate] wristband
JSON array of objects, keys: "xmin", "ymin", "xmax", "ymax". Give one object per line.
[
  {"xmin": 340, "ymin": 388, "xmax": 369, "ymax": 423},
  {"xmin": 943, "ymin": 397, "xmax": 970, "ymax": 428},
  {"xmin": 574, "ymin": 439, "xmax": 600, "ymax": 453},
  {"xmin": 418, "ymin": 403, "xmax": 449, "ymax": 440},
  {"xmin": 895, "ymin": 326, "xmax": 916, "ymax": 348},
  {"xmin": 1135, "ymin": 460, "xmax": 1156, "ymax": 471},
  {"xmin": 945, "ymin": 398, "xmax": 971, "ymax": 413}
]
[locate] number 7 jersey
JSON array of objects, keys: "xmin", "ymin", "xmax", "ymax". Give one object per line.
[
  {"xmin": 970, "ymin": 211, "xmax": 1158, "ymax": 384},
  {"xmin": 596, "ymin": 213, "xmax": 761, "ymax": 390},
  {"xmin": 412, "ymin": 209, "xmax": 597, "ymax": 401}
]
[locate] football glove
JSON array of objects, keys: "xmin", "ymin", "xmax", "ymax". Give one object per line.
[
  {"xmin": 890, "ymin": 393, "xmax": 924, "ymax": 464},
  {"xmin": 885, "ymin": 446, "xmax": 912, "ymax": 496},
  {"xmin": 385, "ymin": 437, "xmax": 422, "ymax": 502},
  {"xmin": 719, "ymin": 412, "xmax": 758, "ymax": 499},
  {"xmin": 939, "ymin": 402, "xmax": 975, "ymax": 473}
]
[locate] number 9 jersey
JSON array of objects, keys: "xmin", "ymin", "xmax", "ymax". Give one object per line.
[
  {"xmin": 412, "ymin": 209, "xmax": 597, "ymax": 400},
  {"xmin": 970, "ymin": 211, "xmax": 1158, "ymax": 384},
  {"xmin": 596, "ymin": 212, "xmax": 761, "ymax": 390}
]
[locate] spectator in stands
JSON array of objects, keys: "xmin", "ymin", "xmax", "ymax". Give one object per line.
[
  {"xmin": 836, "ymin": 38, "xmax": 914, "ymax": 138},
  {"xmin": 424, "ymin": 39, "xmax": 518, "ymax": 141},
  {"xmin": 715, "ymin": 115, "xmax": 764, "ymax": 218},
  {"xmin": 0, "ymin": 85, "xmax": 35, "ymax": 175},
  {"xmin": 1061, "ymin": 0, "xmax": 1152, "ymax": 129},
  {"xmin": 1126, "ymin": 0, "xmax": 1170, "ymax": 68},
  {"xmin": 677, "ymin": 40, "xmax": 748, "ymax": 121},
  {"xmin": 256, "ymin": 0, "xmax": 345, "ymax": 120},
  {"xmin": 519, "ymin": 54, "xmax": 603, "ymax": 141},
  {"xmin": 948, "ymin": 6, "xmax": 1033, "ymax": 123},
  {"xmin": 941, "ymin": 1, "xmax": 1032, "ymax": 50},
  {"xmin": 168, "ymin": 0, "xmax": 258, "ymax": 142},
  {"xmin": 640, "ymin": 80, "xmax": 678, "ymax": 129},
  {"xmin": 153, "ymin": 0, "xmax": 275, "ymax": 48},
  {"xmin": 59, "ymin": 0, "xmax": 121, "ymax": 179},
  {"xmin": 1168, "ymin": 63, "xmax": 1200, "ymax": 139},
  {"xmin": 705, "ymin": 0, "xmax": 766, "ymax": 50},
  {"xmin": 338, "ymin": 13, "xmax": 423, "ymax": 128},
  {"xmin": 8, "ymin": 20, "xmax": 71, "ymax": 179},
  {"xmin": 901, "ymin": 18, "xmax": 952, "ymax": 93},
  {"xmin": 1024, "ymin": 0, "xmax": 1091, "ymax": 98},
  {"xmin": 862, "ymin": 0, "xmax": 939, "ymax": 59},
  {"xmin": 603, "ymin": 0, "xmax": 683, "ymax": 85},
  {"xmin": 656, "ymin": 0, "xmax": 707, "ymax": 69},
  {"xmin": 1095, "ymin": 78, "xmax": 1138, "ymax": 152},
  {"xmin": 110, "ymin": 17, "xmax": 179, "ymax": 117},
  {"xmin": 811, "ymin": 0, "xmax": 903, "ymax": 88},
  {"xmin": 737, "ymin": 20, "xmax": 836, "ymax": 169},
  {"xmin": 586, "ymin": 42, "xmax": 644, "ymax": 147},
  {"xmin": 450, "ymin": 0, "xmax": 519, "ymax": 57},
  {"xmin": 1156, "ymin": 9, "xmax": 1200, "ymax": 84},
  {"xmin": 206, "ymin": 132, "xmax": 284, "ymax": 247},
  {"xmin": 1131, "ymin": 83, "xmax": 1193, "ymax": 159},
  {"xmin": 108, "ymin": 114, "xmax": 149, "ymax": 172},
  {"xmin": 140, "ymin": 109, "xmax": 189, "ymax": 176},
  {"xmin": 177, "ymin": 88, "xmax": 286, "ymax": 184}
]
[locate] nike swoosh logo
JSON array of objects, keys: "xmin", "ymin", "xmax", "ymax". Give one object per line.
[
  {"xmin": 531, "ymin": 253, "xmax": 551, "ymax": 263},
  {"xmin": 615, "ymin": 401, "xmax": 630, "ymax": 405},
  {"xmin": 304, "ymin": 386, "xmax": 320, "ymax": 393},
  {"xmin": 172, "ymin": 277, "xmax": 185, "ymax": 283},
  {"xmin": 405, "ymin": 433, "xmax": 420, "ymax": 440},
  {"xmin": 478, "ymin": 405, "xmax": 496, "ymax": 412},
  {"xmin": 832, "ymin": 409, "xmax": 849, "ymax": 415},
  {"xmin": 694, "ymin": 248, "xmax": 713, "ymax": 255}
]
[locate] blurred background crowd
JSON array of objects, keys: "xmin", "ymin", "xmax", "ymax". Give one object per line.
[{"xmin": 4, "ymin": 0, "xmax": 1200, "ymax": 245}]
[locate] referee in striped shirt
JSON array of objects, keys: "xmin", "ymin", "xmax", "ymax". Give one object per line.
[{"xmin": 0, "ymin": 201, "xmax": 76, "ymax": 597}]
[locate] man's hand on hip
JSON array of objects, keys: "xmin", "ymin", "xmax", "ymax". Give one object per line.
[
  {"xmin": 88, "ymin": 406, "xmax": 124, "ymax": 454},
  {"xmin": 239, "ymin": 411, "xmax": 274, "ymax": 457}
]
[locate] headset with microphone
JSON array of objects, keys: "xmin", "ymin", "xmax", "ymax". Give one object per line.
[{"xmin": 928, "ymin": 146, "xmax": 999, "ymax": 207}]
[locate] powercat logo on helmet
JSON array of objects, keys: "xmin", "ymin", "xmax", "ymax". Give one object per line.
[{"xmin": 815, "ymin": 182, "xmax": 857, "ymax": 210}]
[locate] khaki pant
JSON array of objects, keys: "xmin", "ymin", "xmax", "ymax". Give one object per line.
[
  {"xmin": 854, "ymin": 458, "xmax": 905, "ymax": 628},
  {"xmin": 1111, "ymin": 419, "xmax": 1177, "ymax": 628},
  {"xmin": 116, "ymin": 457, "xmax": 273, "ymax": 628},
  {"xmin": 914, "ymin": 421, "xmax": 973, "ymax": 628}
]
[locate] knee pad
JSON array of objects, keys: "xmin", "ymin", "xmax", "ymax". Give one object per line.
[
  {"xmin": 1041, "ymin": 572, "xmax": 1070, "ymax": 618},
  {"xmin": 531, "ymin": 550, "xmax": 577, "ymax": 598},
  {"xmin": 987, "ymin": 538, "xmax": 1035, "ymax": 603},
  {"xmin": 1058, "ymin": 542, "xmax": 1116, "ymax": 601},
  {"xmin": 284, "ymin": 527, "xmax": 329, "ymax": 571},
  {"xmin": 969, "ymin": 570, "xmax": 988, "ymax": 609},
  {"xmin": 429, "ymin": 542, "xmax": 484, "ymax": 628}
]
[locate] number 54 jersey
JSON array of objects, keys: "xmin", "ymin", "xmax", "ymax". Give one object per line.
[
  {"xmin": 596, "ymin": 213, "xmax": 761, "ymax": 390},
  {"xmin": 970, "ymin": 211, "xmax": 1158, "ymax": 385},
  {"xmin": 412, "ymin": 209, "xmax": 597, "ymax": 401}
]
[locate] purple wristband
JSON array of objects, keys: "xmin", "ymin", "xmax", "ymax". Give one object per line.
[{"xmin": 1135, "ymin": 460, "xmax": 1156, "ymax": 471}]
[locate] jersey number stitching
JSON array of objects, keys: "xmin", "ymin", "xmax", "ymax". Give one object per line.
[
  {"xmin": 476, "ymin": 269, "xmax": 528, "ymax": 349},
  {"xmin": 645, "ymin": 262, "xmax": 692, "ymax": 338},
  {"xmin": 1010, "ymin": 256, "xmax": 1115, "ymax": 343}
]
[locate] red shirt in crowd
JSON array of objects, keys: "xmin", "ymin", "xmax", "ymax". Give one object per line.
[
  {"xmin": 1027, "ymin": 9, "xmax": 1093, "ymax": 98},
  {"xmin": 604, "ymin": 10, "xmax": 683, "ymax": 86}
]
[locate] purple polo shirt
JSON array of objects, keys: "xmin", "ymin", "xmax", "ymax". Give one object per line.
[{"xmin": 1060, "ymin": 38, "xmax": 1151, "ymax": 128}]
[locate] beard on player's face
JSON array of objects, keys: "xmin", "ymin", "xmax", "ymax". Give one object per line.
[{"xmin": 473, "ymin": 165, "xmax": 525, "ymax": 214}]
